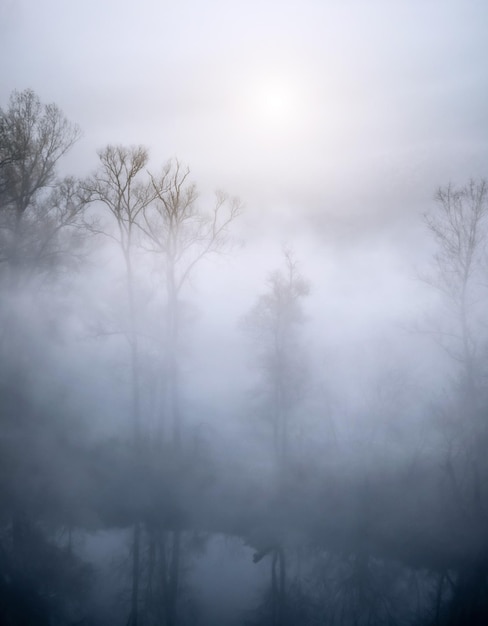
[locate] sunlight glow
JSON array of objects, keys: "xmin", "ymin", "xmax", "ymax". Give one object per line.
[
  {"xmin": 257, "ymin": 82, "xmax": 297, "ymax": 124},
  {"xmin": 247, "ymin": 77, "xmax": 304, "ymax": 132}
]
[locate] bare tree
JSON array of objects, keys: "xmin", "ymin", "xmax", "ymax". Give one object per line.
[
  {"xmin": 423, "ymin": 179, "xmax": 488, "ymax": 392},
  {"xmin": 243, "ymin": 249, "xmax": 309, "ymax": 626},
  {"xmin": 243, "ymin": 248, "xmax": 310, "ymax": 468},
  {"xmin": 142, "ymin": 159, "xmax": 242, "ymax": 449},
  {"xmin": 83, "ymin": 145, "xmax": 155, "ymax": 443},
  {"xmin": 423, "ymin": 179, "xmax": 488, "ymax": 508},
  {"xmin": 422, "ymin": 179, "xmax": 488, "ymax": 623},
  {"xmin": 83, "ymin": 145, "xmax": 155, "ymax": 626},
  {"xmin": 0, "ymin": 90, "xmax": 94, "ymax": 625},
  {"xmin": 423, "ymin": 179, "xmax": 488, "ymax": 490},
  {"xmin": 136, "ymin": 160, "xmax": 240, "ymax": 626},
  {"xmin": 0, "ymin": 89, "xmax": 83, "ymax": 279}
]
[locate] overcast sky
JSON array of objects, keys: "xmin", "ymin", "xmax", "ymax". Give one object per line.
[{"xmin": 2, "ymin": 0, "xmax": 486, "ymax": 212}]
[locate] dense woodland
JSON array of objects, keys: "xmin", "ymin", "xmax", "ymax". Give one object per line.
[{"xmin": 1, "ymin": 89, "xmax": 488, "ymax": 626}]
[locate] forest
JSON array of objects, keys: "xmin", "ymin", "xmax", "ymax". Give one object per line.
[{"xmin": 1, "ymin": 87, "xmax": 488, "ymax": 626}]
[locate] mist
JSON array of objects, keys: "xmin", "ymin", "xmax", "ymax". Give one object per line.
[{"xmin": 1, "ymin": 2, "xmax": 488, "ymax": 625}]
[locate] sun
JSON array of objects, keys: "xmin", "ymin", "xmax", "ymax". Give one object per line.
[
  {"xmin": 257, "ymin": 82, "xmax": 297, "ymax": 125},
  {"xmin": 233, "ymin": 69, "xmax": 316, "ymax": 149},
  {"xmin": 247, "ymin": 77, "xmax": 302, "ymax": 131}
]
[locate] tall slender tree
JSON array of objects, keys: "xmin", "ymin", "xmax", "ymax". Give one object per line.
[
  {"xmin": 83, "ymin": 145, "xmax": 154, "ymax": 444},
  {"xmin": 243, "ymin": 249, "xmax": 309, "ymax": 626},
  {"xmin": 424, "ymin": 179, "xmax": 488, "ymax": 394},
  {"xmin": 422, "ymin": 178, "xmax": 488, "ymax": 624},
  {"xmin": 83, "ymin": 145, "xmax": 155, "ymax": 626},
  {"xmin": 139, "ymin": 159, "xmax": 241, "ymax": 626},
  {"xmin": 142, "ymin": 159, "xmax": 242, "ymax": 449},
  {"xmin": 243, "ymin": 248, "xmax": 309, "ymax": 468}
]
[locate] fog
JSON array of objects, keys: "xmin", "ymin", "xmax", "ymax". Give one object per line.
[{"xmin": 1, "ymin": 1, "xmax": 488, "ymax": 625}]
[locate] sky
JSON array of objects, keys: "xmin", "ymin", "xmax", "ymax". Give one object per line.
[
  {"xmin": 1, "ymin": 0, "xmax": 486, "ymax": 211},
  {"xmin": 1, "ymin": 0, "xmax": 487, "ymax": 402}
]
